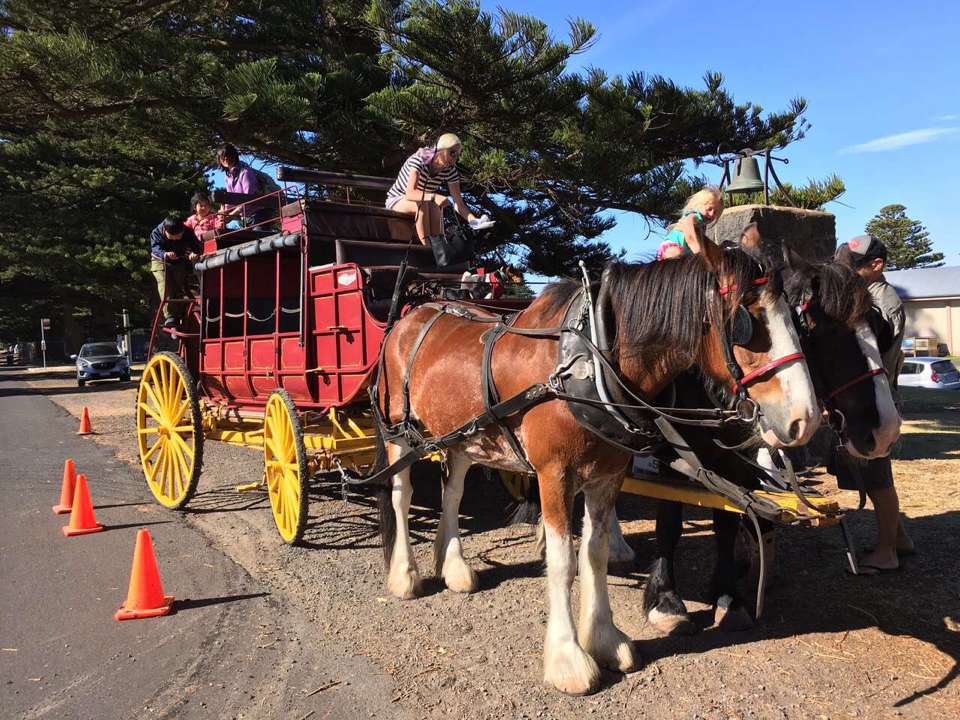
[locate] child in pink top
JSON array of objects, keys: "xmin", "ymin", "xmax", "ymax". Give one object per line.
[{"xmin": 184, "ymin": 192, "xmax": 223, "ymax": 238}]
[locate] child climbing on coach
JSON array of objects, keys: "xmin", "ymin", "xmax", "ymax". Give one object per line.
[{"xmin": 656, "ymin": 187, "xmax": 724, "ymax": 260}]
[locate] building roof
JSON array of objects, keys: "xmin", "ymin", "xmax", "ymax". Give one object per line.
[{"xmin": 884, "ymin": 266, "xmax": 960, "ymax": 300}]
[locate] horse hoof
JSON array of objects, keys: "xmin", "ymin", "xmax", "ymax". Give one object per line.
[
  {"xmin": 647, "ymin": 607, "xmax": 698, "ymax": 636},
  {"xmin": 443, "ymin": 559, "xmax": 478, "ymax": 593},
  {"xmin": 714, "ymin": 595, "xmax": 754, "ymax": 632},
  {"xmin": 543, "ymin": 643, "xmax": 601, "ymax": 696},
  {"xmin": 581, "ymin": 621, "xmax": 640, "ymax": 673},
  {"xmin": 387, "ymin": 567, "xmax": 422, "ymax": 600}
]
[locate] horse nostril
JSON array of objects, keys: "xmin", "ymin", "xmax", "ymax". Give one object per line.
[{"xmin": 789, "ymin": 419, "xmax": 806, "ymax": 442}]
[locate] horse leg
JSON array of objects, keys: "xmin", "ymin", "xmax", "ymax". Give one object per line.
[
  {"xmin": 384, "ymin": 443, "xmax": 421, "ymax": 600},
  {"xmin": 644, "ymin": 500, "xmax": 697, "ymax": 635},
  {"xmin": 712, "ymin": 508, "xmax": 754, "ymax": 631},
  {"xmin": 540, "ymin": 465, "xmax": 600, "ymax": 695},
  {"xmin": 578, "ymin": 481, "xmax": 639, "ymax": 673},
  {"xmin": 607, "ymin": 508, "xmax": 637, "ymax": 568},
  {"xmin": 433, "ymin": 450, "xmax": 478, "ymax": 593}
]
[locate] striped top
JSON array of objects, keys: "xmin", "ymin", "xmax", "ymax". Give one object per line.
[{"xmin": 386, "ymin": 149, "xmax": 460, "ymax": 206}]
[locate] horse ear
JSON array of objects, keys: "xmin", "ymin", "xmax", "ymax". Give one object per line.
[{"xmin": 782, "ymin": 245, "xmax": 809, "ymax": 271}]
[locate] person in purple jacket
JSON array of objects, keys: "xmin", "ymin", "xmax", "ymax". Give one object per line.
[{"xmin": 216, "ymin": 143, "xmax": 268, "ymax": 228}]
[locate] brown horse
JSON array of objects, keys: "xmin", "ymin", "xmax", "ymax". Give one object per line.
[{"xmin": 375, "ymin": 242, "xmax": 819, "ymax": 694}]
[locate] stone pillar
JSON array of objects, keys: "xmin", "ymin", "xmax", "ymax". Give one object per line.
[{"xmin": 709, "ymin": 204, "xmax": 837, "ymax": 261}]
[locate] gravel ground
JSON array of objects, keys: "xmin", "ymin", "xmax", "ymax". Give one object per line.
[{"xmin": 22, "ymin": 371, "xmax": 960, "ymax": 719}]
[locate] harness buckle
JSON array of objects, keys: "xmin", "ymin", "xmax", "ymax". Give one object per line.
[{"xmin": 735, "ymin": 397, "xmax": 759, "ymax": 424}]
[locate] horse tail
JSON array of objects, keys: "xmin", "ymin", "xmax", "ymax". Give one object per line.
[{"xmin": 366, "ymin": 412, "xmax": 397, "ymax": 569}]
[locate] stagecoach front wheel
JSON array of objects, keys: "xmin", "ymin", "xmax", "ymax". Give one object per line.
[
  {"xmin": 136, "ymin": 351, "xmax": 203, "ymax": 509},
  {"xmin": 263, "ymin": 390, "xmax": 308, "ymax": 544}
]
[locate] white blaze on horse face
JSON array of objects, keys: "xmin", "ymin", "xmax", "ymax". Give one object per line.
[
  {"xmin": 755, "ymin": 295, "xmax": 820, "ymax": 448},
  {"xmin": 852, "ymin": 321, "xmax": 901, "ymax": 458}
]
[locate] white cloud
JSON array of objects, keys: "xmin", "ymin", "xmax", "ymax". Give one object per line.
[
  {"xmin": 840, "ymin": 127, "xmax": 959, "ymax": 154},
  {"xmin": 934, "ymin": 114, "xmax": 959, "ymax": 122}
]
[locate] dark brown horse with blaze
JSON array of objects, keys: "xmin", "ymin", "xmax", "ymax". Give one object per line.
[{"xmin": 375, "ymin": 242, "xmax": 819, "ymax": 694}]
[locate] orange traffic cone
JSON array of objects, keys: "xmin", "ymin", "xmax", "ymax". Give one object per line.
[
  {"xmin": 61, "ymin": 474, "xmax": 104, "ymax": 536},
  {"xmin": 115, "ymin": 529, "xmax": 174, "ymax": 621},
  {"xmin": 52, "ymin": 459, "xmax": 77, "ymax": 514},
  {"xmin": 77, "ymin": 407, "xmax": 93, "ymax": 435}
]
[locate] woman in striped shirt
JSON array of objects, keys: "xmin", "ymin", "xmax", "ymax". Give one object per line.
[{"xmin": 385, "ymin": 133, "xmax": 481, "ymax": 245}]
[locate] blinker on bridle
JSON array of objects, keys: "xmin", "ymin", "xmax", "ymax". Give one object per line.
[{"xmin": 716, "ymin": 276, "xmax": 805, "ymax": 398}]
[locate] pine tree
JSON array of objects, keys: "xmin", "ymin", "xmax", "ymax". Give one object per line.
[
  {"xmin": 1, "ymin": 0, "xmax": 817, "ymax": 342},
  {"xmin": 865, "ymin": 204, "xmax": 944, "ymax": 270}
]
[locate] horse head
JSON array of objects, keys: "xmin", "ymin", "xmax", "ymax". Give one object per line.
[
  {"xmin": 695, "ymin": 233, "xmax": 820, "ymax": 448},
  {"xmin": 781, "ymin": 248, "xmax": 901, "ymax": 458}
]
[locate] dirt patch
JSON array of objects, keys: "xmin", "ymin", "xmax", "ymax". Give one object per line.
[{"xmin": 28, "ymin": 374, "xmax": 960, "ymax": 719}]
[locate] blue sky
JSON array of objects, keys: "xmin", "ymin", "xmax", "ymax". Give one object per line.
[{"xmin": 498, "ymin": 0, "xmax": 960, "ymax": 264}]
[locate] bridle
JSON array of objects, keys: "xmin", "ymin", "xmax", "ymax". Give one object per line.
[
  {"xmin": 793, "ymin": 298, "xmax": 885, "ymax": 434},
  {"xmin": 716, "ymin": 276, "xmax": 806, "ymax": 409}
]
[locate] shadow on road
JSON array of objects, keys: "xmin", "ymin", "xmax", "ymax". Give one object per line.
[{"xmin": 173, "ymin": 592, "xmax": 271, "ymax": 613}]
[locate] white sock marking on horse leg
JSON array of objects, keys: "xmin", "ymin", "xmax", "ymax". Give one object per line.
[
  {"xmin": 434, "ymin": 451, "xmax": 477, "ymax": 593},
  {"xmin": 578, "ymin": 491, "xmax": 638, "ymax": 673},
  {"xmin": 387, "ymin": 466, "xmax": 420, "ymax": 599},
  {"xmin": 542, "ymin": 522, "xmax": 600, "ymax": 694},
  {"xmin": 607, "ymin": 510, "xmax": 636, "ymax": 565}
]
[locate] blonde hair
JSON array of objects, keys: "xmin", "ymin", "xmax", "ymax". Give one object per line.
[
  {"xmin": 682, "ymin": 187, "xmax": 724, "ymax": 222},
  {"xmin": 436, "ymin": 133, "xmax": 462, "ymax": 151}
]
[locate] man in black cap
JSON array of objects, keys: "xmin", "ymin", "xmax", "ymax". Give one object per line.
[
  {"xmin": 835, "ymin": 235, "xmax": 914, "ymax": 572},
  {"xmin": 149, "ymin": 216, "xmax": 201, "ymax": 328}
]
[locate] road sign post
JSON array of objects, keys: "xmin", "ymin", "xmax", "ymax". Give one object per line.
[
  {"xmin": 122, "ymin": 308, "xmax": 132, "ymax": 365},
  {"xmin": 40, "ymin": 318, "xmax": 51, "ymax": 368}
]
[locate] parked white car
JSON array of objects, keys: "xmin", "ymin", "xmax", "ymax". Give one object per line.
[{"xmin": 898, "ymin": 357, "xmax": 960, "ymax": 390}]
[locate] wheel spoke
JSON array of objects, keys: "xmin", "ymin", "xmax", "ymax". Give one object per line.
[
  {"xmin": 138, "ymin": 401, "xmax": 164, "ymax": 426},
  {"xmin": 141, "ymin": 377, "xmax": 165, "ymax": 422},
  {"xmin": 143, "ymin": 436, "xmax": 163, "ymax": 463},
  {"xmin": 171, "ymin": 430, "xmax": 195, "ymax": 462},
  {"xmin": 138, "ymin": 426, "xmax": 161, "ymax": 435},
  {"xmin": 171, "ymin": 399, "xmax": 191, "ymax": 427}
]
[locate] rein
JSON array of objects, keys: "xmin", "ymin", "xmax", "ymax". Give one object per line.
[{"xmin": 823, "ymin": 368, "xmax": 886, "ymax": 400}]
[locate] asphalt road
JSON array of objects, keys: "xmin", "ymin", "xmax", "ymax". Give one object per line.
[{"xmin": 0, "ymin": 369, "xmax": 403, "ymax": 720}]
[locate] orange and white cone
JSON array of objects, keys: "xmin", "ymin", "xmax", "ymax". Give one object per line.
[
  {"xmin": 115, "ymin": 529, "xmax": 174, "ymax": 621},
  {"xmin": 61, "ymin": 474, "xmax": 104, "ymax": 536},
  {"xmin": 77, "ymin": 407, "xmax": 93, "ymax": 435},
  {"xmin": 52, "ymin": 458, "xmax": 77, "ymax": 514}
]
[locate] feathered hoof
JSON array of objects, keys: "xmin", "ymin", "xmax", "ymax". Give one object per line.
[
  {"xmin": 387, "ymin": 565, "xmax": 422, "ymax": 600},
  {"xmin": 543, "ymin": 641, "xmax": 601, "ymax": 696},
  {"xmin": 647, "ymin": 606, "xmax": 698, "ymax": 636},
  {"xmin": 443, "ymin": 557, "xmax": 478, "ymax": 593},
  {"xmin": 582, "ymin": 622, "xmax": 640, "ymax": 673},
  {"xmin": 714, "ymin": 595, "xmax": 754, "ymax": 632}
]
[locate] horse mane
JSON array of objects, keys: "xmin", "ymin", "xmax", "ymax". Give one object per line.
[
  {"xmin": 605, "ymin": 254, "xmax": 716, "ymax": 372},
  {"xmin": 783, "ymin": 258, "xmax": 872, "ymax": 327}
]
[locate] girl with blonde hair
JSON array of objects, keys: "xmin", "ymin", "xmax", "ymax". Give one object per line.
[
  {"xmin": 656, "ymin": 187, "xmax": 724, "ymax": 260},
  {"xmin": 385, "ymin": 133, "xmax": 489, "ymax": 246}
]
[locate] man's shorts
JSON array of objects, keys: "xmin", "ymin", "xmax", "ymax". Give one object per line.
[{"xmin": 829, "ymin": 450, "xmax": 894, "ymax": 492}]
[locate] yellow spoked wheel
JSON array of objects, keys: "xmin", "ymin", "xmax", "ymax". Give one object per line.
[
  {"xmin": 263, "ymin": 390, "xmax": 308, "ymax": 544},
  {"xmin": 136, "ymin": 351, "xmax": 203, "ymax": 509}
]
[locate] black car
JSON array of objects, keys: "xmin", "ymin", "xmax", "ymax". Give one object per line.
[{"xmin": 72, "ymin": 342, "xmax": 131, "ymax": 387}]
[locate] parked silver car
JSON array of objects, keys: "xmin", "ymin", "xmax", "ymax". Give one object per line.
[
  {"xmin": 898, "ymin": 357, "xmax": 960, "ymax": 390},
  {"xmin": 72, "ymin": 342, "xmax": 131, "ymax": 387}
]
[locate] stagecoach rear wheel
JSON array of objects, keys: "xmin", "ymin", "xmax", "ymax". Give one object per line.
[
  {"xmin": 136, "ymin": 351, "xmax": 203, "ymax": 509},
  {"xmin": 263, "ymin": 390, "xmax": 309, "ymax": 544}
]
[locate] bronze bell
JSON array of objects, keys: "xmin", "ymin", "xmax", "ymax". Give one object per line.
[{"xmin": 726, "ymin": 156, "xmax": 765, "ymax": 194}]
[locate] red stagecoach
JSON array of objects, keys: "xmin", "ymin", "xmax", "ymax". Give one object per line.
[{"xmin": 136, "ymin": 169, "xmax": 840, "ymax": 547}]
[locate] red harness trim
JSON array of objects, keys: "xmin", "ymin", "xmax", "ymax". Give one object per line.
[
  {"xmin": 718, "ymin": 277, "xmax": 768, "ymax": 296},
  {"xmin": 824, "ymin": 367, "xmax": 885, "ymax": 400},
  {"xmin": 734, "ymin": 351, "xmax": 806, "ymax": 391}
]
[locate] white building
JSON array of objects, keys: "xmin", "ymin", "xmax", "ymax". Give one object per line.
[{"xmin": 885, "ymin": 266, "xmax": 960, "ymax": 355}]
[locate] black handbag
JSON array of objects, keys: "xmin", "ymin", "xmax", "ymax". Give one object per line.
[{"xmin": 430, "ymin": 224, "xmax": 474, "ymax": 268}]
